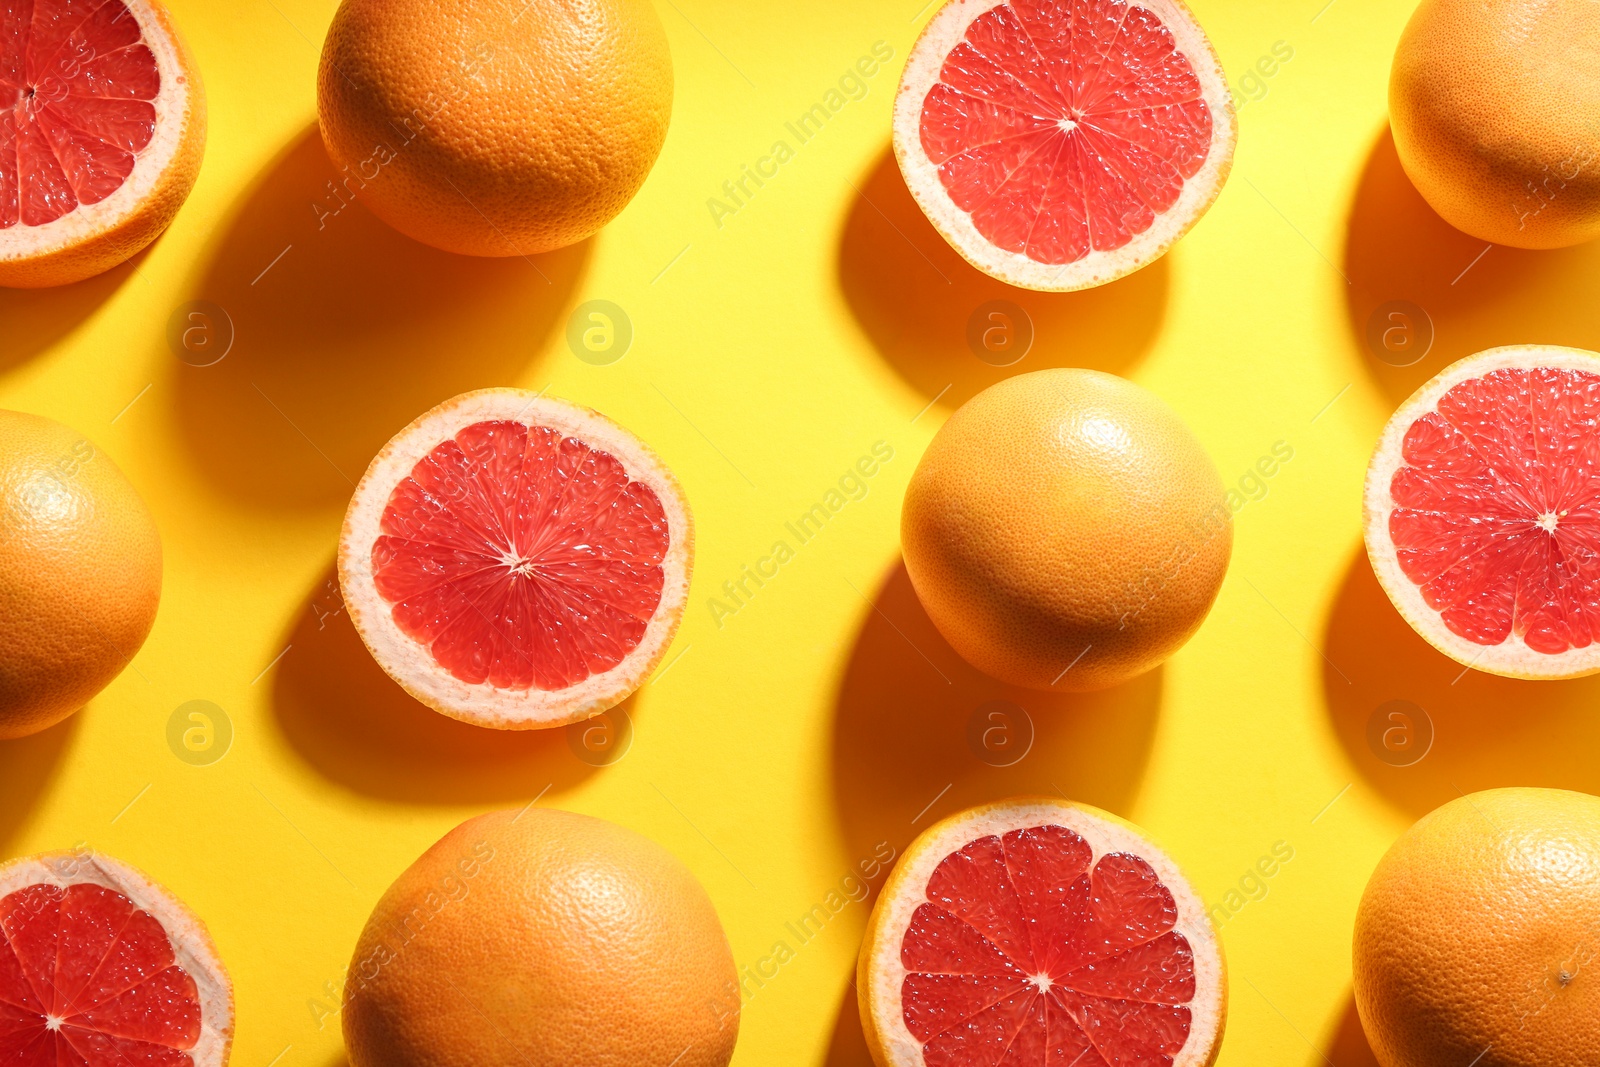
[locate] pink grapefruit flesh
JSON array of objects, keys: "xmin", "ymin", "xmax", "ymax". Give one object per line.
[
  {"xmin": 373, "ymin": 420, "xmax": 670, "ymax": 692},
  {"xmin": 894, "ymin": 0, "xmax": 1235, "ymax": 291},
  {"xmin": 1365, "ymin": 346, "xmax": 1600, "ymax": 679},
  {"xmin": 340, "ymin": 389, "xmax": 694, "ymax": 730},
  {"xmin": 1, "ymin": 0, "xmax": 159, "ymax": 228},
  {"xmin": 0, "ymin": 0, "xmax": 204, "ymax": 288},
  {"xmin": 903, "ymin": 826, "xmax": 1195, "ymax": 1065},
  {"xmin": 859, "ymin": 798, "xmax": 1224, "ymax": 1067},
  {"xmin": 0, "ymin": 852, "xmax": 232, "ymax": 1067}
]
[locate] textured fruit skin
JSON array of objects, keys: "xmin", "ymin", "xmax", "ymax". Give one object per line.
[
  {"xmin": 0, "ymin": 0, "xmax": 207, "ymax": 289},
  {"xmin": 317, "ymin": 0, "xmax": 673, "ymax": 257},
  {"xmin": 902, "ymin": 369, "xmax": 1231, "ymax": 691},
  {"xmin": 1354, "ymin": 788, "xmax": 1600, "ymax": 1067},
  {"xmin": 1390, "ymin": 0, "xmax": 1600, "ymax": 249},
  {"xmin": 0, "ymin": 412, "xmax": 162, "ymax": 739},
  {"xmin": 343, "ymin": 808, "xmax": 739, "ymax": 1067}
]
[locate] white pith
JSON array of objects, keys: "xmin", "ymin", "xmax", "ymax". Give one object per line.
[
  {"xmin": 0, "ymin": 851, "xmax": 234, "ymax": 1066},
  {"xmin": 863, "ymin": 798, "xmax": 1224, "ymax": 1067},
  {"xmin": 1364, "ymin": 345, "xmax": 1600, "ymax": 681},
  {"xmin": 0, "ymin": 0, "xmax": 194, "ymax": 259},
  {"xmin": 339, "ymin": 389, "xmax": 694, "ymax": 730},
  {"xmin": 892, "ymin": 0, "xmax": 1236, "ymax": 292}
]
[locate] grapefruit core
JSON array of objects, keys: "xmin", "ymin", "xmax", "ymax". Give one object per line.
[
  {"xmin": 859, "ymin": 798, "xmax": 1224, "ymax": 1067},
  {"xmin": 0, "ymin": 0, "xmax": 205, "ymax": 288},
  {"xmin": 0, "ymin": 850, "xmax": 233, "ymax": 1067},
  {"xmin": 339, "ymin": 389, "xmax": 693, "ymax": 730},
  {"xmin": 893, "ymin": 0, "xmax": 1235, "ymax": 292},
  {"xmin": 1365, "ymin": 346, "xmax": 1600, "ymax": 679}
]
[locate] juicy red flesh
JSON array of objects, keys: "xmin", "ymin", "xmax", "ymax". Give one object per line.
[
  {"xmin": 920, "ymin": 0, "xmax": 1212, "ymax": 266},
  {"xmin": 901, "ymin": 825, "xmax": 1195, "ymax": 1067},
  {"xmin": 1, "ymin": 0, "xmax": 160, "ymax": 229},
  {"xmin": 373, "ymin": 420, "xmax": 670, "ymax": 692},
  {"xmin": 1390, "ymin": 367, "xmax": 1600, "ymax": 655},
  {"xmin": 0, "ymin": 883, "xmax": 202, "ymax": 1067}
]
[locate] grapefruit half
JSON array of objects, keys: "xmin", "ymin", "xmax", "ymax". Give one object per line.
[
  {"xmin": 0, "ymin": 850, "xmax": 233, "ymax": 1067},
  {"xmin": 0, "ymin": 0, "xmax": 206, "ymax": 288},
  {"xmin": 859, "ymin": 797, "xmax": 1225, "ymax": 1067},
  {"xmin": 339, "ymin": 389, "xmax": 693, "ymax": 730},
  {"xmin": 1364, "ymin": 345, "xmax": 1600, "ymax": 679},
  {"xmin": 893, "ymin": 0, "xmax": 1235, "ymax": 292}
]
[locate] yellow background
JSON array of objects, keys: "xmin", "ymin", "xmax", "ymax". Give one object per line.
[{"xmin": 7, "ymin": 0, "xmax": 1600, "ymax": 1064}]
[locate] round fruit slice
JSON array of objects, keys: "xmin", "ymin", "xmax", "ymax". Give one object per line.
[
  {"xmin": 894, "ymin": 0, "xmax": 1235, "ymax": 292},
  {"xmin": 0, "ymin": 0, "xmax": 206, "ymax": 289},
  {"xmin": 1364, "ymin": 345, "xmax": 1600, "ymax": 679},
  {"xmin": 859, "ymin": 797, "xmax": 1225, "ymax": 1067},
  {"xmin": 339, "ymin": 389, "xmax": 693, "ymax": 730},
  {"xmin": 0, "ymin": 850, "xmax": 233, "ymax": 1067}
]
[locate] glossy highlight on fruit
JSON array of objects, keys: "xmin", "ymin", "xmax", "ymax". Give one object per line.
[
  {"xmin": 339, "ymin": 389, "xmax": 693, "ymax": 729},
  {"xmin": 902, "ymin": 369, "xmax": 1230, "ymax": 691},
  {"xmin": 0, "ymin": 0, "xmax": 206, "ymax": 287},
  {"xmin": 0, "ymin": 849, "xmax": 233, "ymax": 1067},
  {"xmin": 343, "ymin": 807, "xmax": 738, "ymax": 1067},
  {"xmin": 894, "ymin": 0, "xmax": 1235, "ymax": 291},
  {"xmin": 1364, "ymin": 345, "xmax": 1600, "ymax": 679},
  {"xmin": 859, "ymin": 797, "xmax": 1225, "ymax": 1067}
]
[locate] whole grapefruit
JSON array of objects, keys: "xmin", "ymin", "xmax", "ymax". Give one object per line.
[
  {"xmin": 901, "ymin": 369, "xmax": 1231, "ymax": 692},
  {"xmin": 1390, "ymin": 0, "xmax": 1600, "ymax": 249},
  {"xmin": 1354, "ymin": 788, "xmax": 1600, "ymax": 1067},
  {"xmin": 0, "ymin": 412, "xmax": 162, "ymax": 739},
  {"xmin": 342, "ymin": 807, "xmax": 739, "ymax": 1067},
  {"xmin": 317, "ymin": 0, "xmax": 673, "ymax": 257}
]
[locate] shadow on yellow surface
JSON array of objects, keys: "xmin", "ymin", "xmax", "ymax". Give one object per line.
[
  {"xmin": 0, "ymin": 714, "xmax": 78, "ymax": 856},
  {"xmin": 823, "ymin": 979, "xmax": 870, "ymax": 1067},
  {"xmin": 1323, "ymin": 994, "xmax": 1381, "ymax": 1067},
  {"xmin": 830, "ymin": 561, "xmax": 1160, "ymax": 869},
  {"xmin": 1343, "ymin": 126, "xmax": 1600, "ymax": 406},
  {"xmin": 1321, "ymin": 546, "xmax": 1600, "ymax": 818},
  {"xmin": 0, "ymin": 253, "xmax": 146, "ymax": 372},
  {"xmin": 270, "ymin": 562, "xmax": 598, "ymax": 803},
  {"xmin": 837, "ymin": 147, "xmax": 1167, "ymax": 411},
  {"xmin": 169, "ymin": 124, "xmax": 588, "ymax": 509}
]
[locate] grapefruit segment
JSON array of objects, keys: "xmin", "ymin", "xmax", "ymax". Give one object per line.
[
  {"xmin": 0, "ymin": 852, "xmax": 232, "ymax": 1067},
  {"xmin": 0, "ymin": 0, "xmax": 204, "ymax": 288},
  {"xmin": 340, "ymin": 389, "xmax": 694, "ymax": 730},
  {"xmin": 894, "ymin": 0, "xmax": 1234, "ymax": 291},
  {"xmin": 859, "ymin": 798, "xmax": 1224, "ymax": 1067},
  {"xmin": 1364, "ymin": 346, "xmax": 1600, "ymax": 679}
]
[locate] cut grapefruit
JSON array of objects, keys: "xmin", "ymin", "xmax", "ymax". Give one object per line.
[
  {"xmin": 859, "ymin": 797, "xmax": 1225, "ymax": 1067},
  {"xmin": 893, "ymin": 0, "xmax": 1235, "ymax": 292},
  {"xmin": 0, "ymin": 850, "xmax": 233, "ymax": 1067},
  {"xmin": 1364, "ymin": 345, "xmax": 1600, "ymax": 679},
  {"xmin": 0, "ymin": 0, "xmax": 206, "ymax": 289},
  {"xmin": 339, "ymin": 389, "xmax": 693, "ymax": 730}
]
